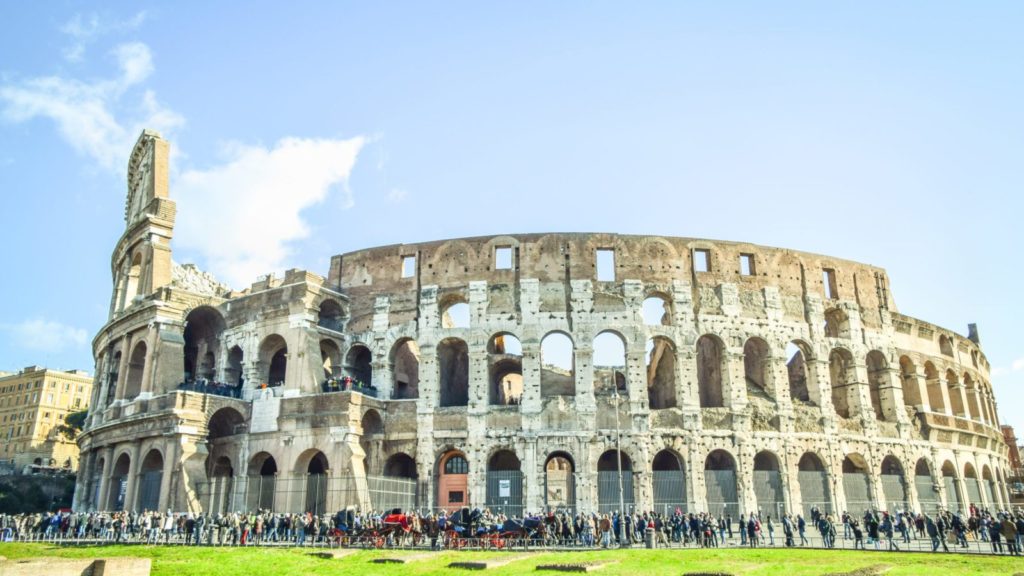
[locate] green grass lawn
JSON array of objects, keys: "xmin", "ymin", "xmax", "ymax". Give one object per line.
[{"xmin": 0, "ymin": 543, "xmax": 1021, "ymax": 576}]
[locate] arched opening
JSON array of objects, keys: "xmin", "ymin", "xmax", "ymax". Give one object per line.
[
  {"xmin": 320, "ymin": 339, "xmax": 342, "ymax": 381},
  {"xmin": 982, "ymin": 465, "xmax": 996, "ymax": 508},
  {"xmin": 914, "ymin": 459, "xmax": 939, "ymax": 513},
  {"xmin": 123, "ymin": 251, "xmax": 143, "ymax": 306},
  {"xmin": 344, "ymin": 344, "xmax": 372, "ymax": 386},
  {"xmin": 137, "ymin": 449, "xmax": 163, "ymax": 511},
  {"xmin": 391, "ymin": 339, "xmax": 420, "ymax": 400},
  {"xmin": 437, "ymin": 451, "xmax": 469, "ymax": 512},
  {"xmin": 646, "ymin": 337, "xmax": 677, "ymax": 409},
  {"xmin": 899, "ymin": 356, "xmax": 921, "ymax": 409},
  {"xmin": 947, "ymin": 370, "xmax": 965, "ymax": 418},
  {"xmin": 107, "ymin": 453, "xmax": 131, "ymax": 511},
  {"xmin": 652, "ymin": 450, "xmax": 686, "ymax": 514},
  {"xmin": 89, "ymin": 455, "xmax": 105, "ymax": 509},
  {"xmin": 797, "ymin": 452, "xmax": 832, "ymax": 518},
  {"xmin": 488, "ymin": 333, "xmax": 523, "ymax": 406},
  {"xmin": 208, "ymin": 407, "xmax": 245, "ymax": 440},
  {"xmin": 697, "ymin": 335, "xmax": 724, "ymax": 408},
  {"xmin": 361, "ymin": 409, "xmax": 384, "ymax": 435},
  {"xmin": 939, "ymin": 335, "xmax": 954, "ymax": 356},
  {"xmin": 744, "ymin": 337, "xmax": 773, "ymax": 402},
  {"xmin": 208, "ymin": 456, "xmax": 234, "ymax": 514},
  {"xmin": 842, "ymin": 454, "xmax": 874, "ymax": 513},
  {"xmin": 317, "ymin": 299, "xmax": 345, "ymax": 332},
  {"xmin": 486, "ymin": 450, "xmax": 523, "ymax": 515},
  {"xmin": 593, "ymin": 331, "xmax": 627, "ymax": 396},
  {"xmin": 259, "ymin": 334, "xmax": 288, "ymax": 387},
  {"xmin": 438, "ymin": 338, "xmax": 469, "ymax": 407},
  {"xmin": 924, "ymin": 362, "xmax": 945, "ymax": 413},
  {"xmin": 123, "ymin": 341, "xmax": 147, "ymax": 400},
  {"xmin": 302, "ymin": 451, "xmax": 329, "ymax": 515},
  {"xmin": 597, "ymin": 449, "xmax": 634, "ymax": 513},
  {"xmin": 705, "ymin": 450, "xmax": 739, "ymax": 518},
  {"xmin": 880, "ymin": 455, "xmax": 908, "ymax": 511},
  {"xmin": 753, "ymin": 451, "xmax": 784, "ymax": 518},
  {"xmin": 373, "ymin": 453, "xmax": 417, "ymax": 512},
  {"xmin": 541, "ymin": 332, "xmax": 575, "ymax": 397},
  {"xmin": 823, "ymin": 308, "xmax": 850, "ymax": 339},
  {"xmin": 183, "ymin": 306, "xmax": 225, "ymax": 383},
  {"xmin": 384, "ymin": 453, "xmax": 417, "ymax": 478},
  {"xmin": 247, "ymin": 453, "xmax": 278, "ymax": 511},
  {"xmin": 964, "ymin": 374, "xmax": 981, "ymax": 422},
  {"xmin": 829, "ymin": 348, "xmax": 854, "ymax": 419},
  {"xmin": 105, "ymin": 351, "xmax": 122, "ymax": 405},
  {"xmin": 441, "ymin": 301, "xmax": 470, "ymax": 329},
  {"xmin": 786, "ymin": 342, "xmax": 812, "ymax": 404},
  {"xmin": 641, "ymin": 295, "xmax": 672, "ymax": 326},
  {"xmin": 941, "ymin": 461, "xmax": 963, "ymax": 513},
  {"xmin": 225, "ymin": 346, "xmax": 244, "ymax": 387},
  {"xmin": 866, "ymin": 350, "xmax": 892, "ymax": 421},
  {"xmin": 544, "ymin": 453, "xmax": 575, "ymax": 511},
  {"xmin": 963, "ymin": 462, "xmax": 982, "ymax": 507}
]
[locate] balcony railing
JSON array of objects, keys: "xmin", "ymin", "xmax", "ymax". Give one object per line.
[
  {"xmin": 321, "ymin": 378, "xmax": 379, "ymax": 398},
  {"xmin": 177, "ymin": 380, "xmax": 242, "ymax": 399}
]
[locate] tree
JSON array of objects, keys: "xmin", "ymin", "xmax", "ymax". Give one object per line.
[{"xmin": 56, "ymin": 410, "xmax": 88, "ymax": 441}]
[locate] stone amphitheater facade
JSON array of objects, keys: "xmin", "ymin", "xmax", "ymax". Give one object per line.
[{"xmin": 74, "ymin": 131, "xmax": 1010, "ymax": 520}]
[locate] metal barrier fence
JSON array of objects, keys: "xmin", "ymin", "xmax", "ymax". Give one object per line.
[
  {"xmin": 914, "ymin": 476, "xmax": 940, "ymax": 513},
  {"xmin": 797, "ymin": 470, "xmax": 832, "ymax": 519},
  {"xmin": 485, "ymin": 470, "xmax": 524, "ymax": 517},
  {"xmin": 880, "ymin": 474, "xmax": 909, "ymax": 512},
  {"xmin": 193, "ymin": 474, "xmax": 418, "ymax": 514},
  {"xmin": 842, "ymin": 472, "xmax": 874, "ymax": 514},
  {"xmin": 752, "ymin": 470, "xmax": 784, "ymax": 519},
  {"xmin": 597, "ymin": 471, "xmax": 635, "ymax": 513},
  {"xmin": 652, "ymin": 470, "xmax": 686, "ymax": 514},
  {"xmin": 704, "ymin": 470, "xmax": 740, "ymax": 518},
  {"xmin": 944, "ymin": 477, "xmax": 964, "ymax": 512}
]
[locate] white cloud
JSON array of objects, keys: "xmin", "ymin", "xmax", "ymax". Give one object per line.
[
  {"xmin": 3, "ymin": 319, "xmax": 89, "ymax": 352},
  {"xmin": 387, "ymin": 187, "xmax": 408, "ymax": 203},
  {"xmin": 1013, "ymin": 357, "xmax": 1024, "ymax": 372},
  {"xmin": 174, "ymin": 137, "xmax": 366, "ymax": 288},
  {"xmin": 0, "ymin": 42, "xmax": 183, "ymax": 171},
  {"xmin": 60, "ymin": 11, "xmax": 148, "ymax": 62}
]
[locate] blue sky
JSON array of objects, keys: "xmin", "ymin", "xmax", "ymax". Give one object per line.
[{"xmin": 0, "ymin": 3, "xmax": 1021, "ymax": 432}]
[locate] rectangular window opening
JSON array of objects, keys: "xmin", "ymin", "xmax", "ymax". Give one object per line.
[
  {"xmin": 596, "ymin": 248, "xmax": 615, "ymax": 282},
  {"xmin": 401, "ymin": 255, "xmax": 416, "ymax": 279},
  {"xmin": 740, "ymin": 254, "xmax": 755, "ymax": 276},
  {"xmin": 823, "ymin": 268, "xmax": 838, "ymax": 299},
  {"xmin": 449, "ymin": 491, "xmax": 464, "ymax": 503},
  {"xmin": 495, "ymin": 246, "xmax": 513, "ymax": 270},
  {"xmin": 694, "ymin": 249, "xmax": 710, "ymax": 273}
]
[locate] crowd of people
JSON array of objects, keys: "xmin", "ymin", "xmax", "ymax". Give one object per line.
[
  {"xmin": 177, "ymin": 377, "xmax": 242, "ymax": 399},
  {"xmin": 1, "ymin": 505, "xmax": 1022, "ymax": 556}
]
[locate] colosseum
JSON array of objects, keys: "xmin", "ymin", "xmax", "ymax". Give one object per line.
[{"xmin": 74, "ymin": 130, "xmax": 1011, "ymax": 521}]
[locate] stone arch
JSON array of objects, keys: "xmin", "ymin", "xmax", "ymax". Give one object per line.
[
  {"xmin": 842, "ymin": 453, "xmax": 874, "ymax": 513},
  {"xmin": 914, "ymin": 458, "xmax": 940, "ymax": 512},
  {"xmin": 107, "ymin": 452, "xmax": 131, "ymax": 511},
  {"xmin": 899, "ymin": 356, "xmax": 921, "ymax": 408},
  {"xmin": 137, "ymin": 448, "xmax": 164, "ymax": 511},
  {"xmin": 544, "ymin": 451, "xmax": 576, "ymax": 511},
  {"xmin": 705, "ymin": 449, "xmax": 740, "ymax": 517},
  {"xmin": 641, "ymin": 293, "xmax": 673, "ymax": 326},
  {"xmin": 541, "ymin": 331, "xmax": 575, "ymax": 397},
  {"xmin": 697, "ymin": 334, "xmax": 725, "ymax": 408},
  {"xmin": 829, "ymin": 348, "xmax": 855, "ymax": 418},
  {"xmin": 963, "ymin": 461, "xmax": 982, "ymax": 508},
  {"xmin": 438, "ymin": 337, "xmax": 469, "ymax": 407},
  {"xmin": 317, "ymin": 298, "xmax": 346, "ymax": 332},
  {"xmin": 646, "ymin": 337, "xmax": 677, "ymax": 409},
  {"xmin": 939, "ymin": 334, "xmax": 954, "ymax": 356},
  {"xmin": 786, "ymin": 341, "xmax": 813, "ymax": 404},
  {"xmin": 823, "ymin": 308, "xmax": 850, "ymax": 339},
  {"xmin": 652, "ymin": 449, "xmax": 686, "ymax": 513},
  {"xmin": 246, "ymin": 452, "xmax": 278, "ymax": 511},
  {"xmin": 866, "ymin": 350, "xmax": 892, "ymax": 421},
  {"xmin": 439, "ymin": 292, "xmax": 470, "ymax": 329},
  {"xmin": 880, "ymin": 455, "xmax": 908, "ymax": 511},
  {"xmin": 320, "ymin": 339, "xmax": 342, "ymax": 381},
  {"xmin": 597, "ymin": 449, "xmax": 634, "ymax": 513},
  {"xmin": 488, "ymin": 332, "xmax": 523, "ymax": 406},
  {"xmin": 941, "ymin": 460, "xmax": 963, "ymax": 512},
  {"xmin": 344, "ymin": 343, "xmax": 373, "ymax": 385},
  {"xmin": 225, "ymin": 345, "xmax": 244, "ymax": 386},
  {"xmin": 946, "ymin": 369, "xmax": 965, "ymax": 417},
  {"xmin": 361, "ymin": 409, "xmax": 384, "ymax": 435},
  {"xmin": 485, "ymin": 449, "xmax": 523, "ymax": 515},
  {"xmin": 183, "ymin": 306, "xmax": 225, "ymax": 382},
  {"xmin": 298, "ymin": 450, "xmax": 329, "ymax": 515},
  {"xmin": 207, "ymin": 407, "xmax": 245, "ymax": 440},
  {"xmin": 123, "ymin": 250, "xmax": 144, "ymax": 306},
  {"xmin": 963, "ymin": 373, "xmax": 981, "ymax": 422},
  {"xmin": 383, "ymin": 453, "xmax": 417, "ymax": 478},
  {"xmin": 982, "ymin": 464, "xmax": 997, "ymax": 508},
  {"xmin": 753, "ymin": 450, "xmax": 785, "ymax": 519},
  {"xmin": 390, "ymin": 338, "xmax": 420, "ymax": 400},
  {"xmin": 208, "ymin": 455, "xmax": 234, "ymax": 514},
  {"xmin": 593, "ymin": 331, "xmax": 627, "ymax": 396},
  {"xmin": 743, "ymin": 337, "xmax": 773, "ymax": 402},
  {"xmin": 437, "ymin": 450, "xmax": 469, "ymax": 511},
  {"xmin": 797, "ymin": 452, "xmax": 832, "ymax": 518},
  {"xmin": 258, "ymin": 334, "xmax": 288, "ymax": 387},
  {"xmin": 123, "ymin": 340, "xmax": 147, "ymax": 400},
  {"xmin": 924, "ymin": 362, "xmax": 944, "ymax": 413}
]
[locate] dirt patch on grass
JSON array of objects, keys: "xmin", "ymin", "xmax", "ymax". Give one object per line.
[
  {"xmin": 536, "ymin": 560, "xmax": 619, "ymax": 572},
  {"xmin": 821, "ymin": 565, "xmax": 889, "ymax": 576}
]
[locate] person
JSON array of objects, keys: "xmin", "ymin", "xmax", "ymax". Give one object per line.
[
  {"xmin": 880, "ymin": 513, "xmax": 899, "ymax": 551},
  {"xmin": 798, "ymin": 514, "xmax": 808, "ymax": 546},
  {"xmin": 851, "ymin": 519, "xmax": 864, "ymax": 549},
  {"xmin": 782, "ymin": 514, "xmax": 794, "ymax": 547},
  {"xmin": 1002, "ymin": 513, "xmax": 1019, "ymax": 556},
  {"xmin": 739, "ymin": 513, "xmax": 747, "ymax": 546},
  {"xmin": 766, "ymin": 515, "xmax": 775, "ymax": 546},
  {"xmin": 747, "ymin": 515, "xmax": 758, "ymax": 548},
  {"xmin": 989, "ymin": 516, "xmax": 1003, "ymax": 554},
  {"xmin": 599, "ymin": 514, "xmax": 611, "ymax": 549}
]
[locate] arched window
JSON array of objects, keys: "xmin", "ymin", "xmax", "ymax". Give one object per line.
[
  {"xmin": 541, "ymin": 332, "xmax": 575, "ymax": 397},
  {"xmin": 899, "ymin": 356, "xmax": 921, "ymax": 408},
  {"xmin": 924, "ymin": 362, "xmax": 944, "ymax": 413},
  {"xmin": 646, "ymin": 337, "xmax": 676, "ymax": 409},
  {"xmin": 593, "ymin": 331, "xmax": 627, "ymax": 396},
  {"xmin": 345, "ymin": 344, "xmax": 372, "ymax": 385},
  {"xmin": 259, "ymin": 335, "xmax": 288, "ymax": 387},
  {"xmin": 947, "ymin": 369, "xmax": 965, "ymax": 417},
  {"xmin": 743, "ymin": 337, "xmax": 772, "ymax": 401},
  {"xmin": 544, "ymin": 453, "xmax": 575, "ymax": 510},
  {"xmin": 823, "ymin": 308, "xmax": 849, "ymax": 339},
  {"xmin": 183, "ymin": 306, "xmax": 225, "ymax": 382},
  {"xmin": 317, "ymin": 299, "xmax": 345, "ymax": 332},
  {"xmin": 829, "ymin": 348, "xmax": 854, "ymax": 418},
  {"xmin": 438, "ymin": 338, "xmax": 469, "ymax": 407},
  {"xmin": 391, "ymin": 339, "xmax": 420, "ymax": 400},
  {"xmin": 440, "ymin": 300, "xmax": 470, "ymax": 329},
  {"xmin": 124, "ymin": 341, "xmax": 147, "ymax": 400},
  {"xmin": 786, "ymin": 342, "xmax": 812, "ymax": 404},
  {"xmin": 866, "ymin": 350, "xmax": 891, "ymax": 421},
  {"xmin": 488, "ymin": 333, "xmax": 523, "ymax": 406},
  {"xmin": 641, "ymin": 295, "xmax": 672, "ymax": 326}
]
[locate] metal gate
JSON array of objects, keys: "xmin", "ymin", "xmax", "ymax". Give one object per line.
[
  {"xmin": 943, "ymin": 477, "xmax": 963, "ymax": 512},
  {"xmin": 305, "ymin": 473, "xmax": 327, "ymax": 514},
  {"xmin": 984, "ymin": 480, "xmax": 996, "ymax": 508},
  {"xmin": 798, "ymin": 470, "xmax": 833, "ymax": 519},
  {"xmin": 368, "ymin": 475, "xmax": 418, "ymax": 512},
  {"xmin": 209, "ymin": 475, "xmax": 233, "ymax": 514},
  {"xmin": 965, "ymin": 478, "xmax": 983, "ymax": 507},
  {"xmin": 545, "ymin": 469, "xmax": 575, "ymax": 512},
  {"xmin": 880, "ymin": 474, "xmax": 908, "ymax": 512},
  {"xmin": 915, "ymin": 476, "xmax": 940, "ymax": 513},
  {"xmin": 652, "ymin": 470, "xmax": 687, "ymax": 514},
  {"xmin": 110, "ymin": 476, "xmax": 128, "ymax": 511},
  {"xmin": 598, "ymin": 471, "xmax": 635, "ymax": 513},
  {"xmin": 753, "ymin": 470, "xmax": 785, "ymax": 519},
  {"xmin": 842, "ymin": 472, "xmax": 873, "ymax": 513},
  {"xmin": 486, "ymin": 470, "xmax": 524, "ymax": 516},
  {"xmin": 705, "ymin": 469, "xmax": 740, "ymax": 518},
  {"xmin": 137, "ymin": 470, "xmax": 162, "ymax": 511},
  {"xmin": 246, "ymin": 474, "xmax": 277, "ymax": 511}
]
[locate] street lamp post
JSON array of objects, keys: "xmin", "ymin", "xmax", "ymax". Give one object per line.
[{"xmin": 612, "ymin": 386, "xmax": 629, "ymax": 547}]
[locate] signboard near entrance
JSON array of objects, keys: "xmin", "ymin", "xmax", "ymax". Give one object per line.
[{"xmin": 498, "ymin": 479, "xmax": 511, "ymax": 498}]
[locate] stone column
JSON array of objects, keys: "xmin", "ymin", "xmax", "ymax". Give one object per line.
[
  {"xmin": 574, "ymin": 345, "xmax": 596, "ymax": 412},
  {"xmin": 520, "ymin": 341, "xmax": 542, "ymax": 415},
  {"xmin": 625, "ymin": 349, "xmax": 647, "ymax": 413},
  {"xmin": 97, "ymin": 445, "xmax": 115, "ymax": 511},
  {"xmin": 158, "ymin": 438, "xmax": 179, "ymax": 512},
  {"xmin": 123, "ymin": 443, "xmax": 142, "ymax": 512}
]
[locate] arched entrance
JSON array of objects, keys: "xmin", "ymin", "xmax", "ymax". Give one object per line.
[
  {"xmin": 108, "ymin": 453, "xmax": 131, "ymax": 511},
  {"xmin": 247, "ymin": 453, "xmax": 278, "ymax": 511},
  {"xmin": 842, "ymin": 454, "xmax": 874, "ymax": 514},
  {"xmin": 209, "ymin": 456, "xmax": 234, "ymax": 514},
  {"xmin": 485, "ymin": 450, "xmax": 523, "ymax": 516},
  {"xmin": 941, "ymin": 461, "xmax": 963, "ymax": 513},
  {"xmin": 914, "ymin": 459, "xmax": 940, "ymax": 513},
  {"xmin": 963, "ymin": 463, "xmax": 982, "ymax": 507},
  {"xmin": 437, "ymin": 451, "xmax": 469, "ymax": 512},
  {"xmin": 652, "ymin": 450, "xmax": 686, "ymax": 514},
  {"xmin": 705, "ymin": 450, "xmax": 739, "ymax": 518},
  {"xmin": 544, "ymin": 453, "xmax": 575, "ymax": 511},
  {"xmin": 183, "ymin": 306, "xmax": 225, "ymax": 382},
  {"xmin": 137, "ymin": 449, "xmax": 163, "ymax": 511},
  {"xmin": 302, "ymin": 451, "xmax": 329, "ymax": 515},
  {"xmin": 753, "ymin": 451, "xmax": 785, "ymax": 519},
  {"xmin": 375, "ymin": 453, "xmax": 417, "ymax": 511},
  {"xmin": 797, "ymin": 452, "xmax": 832, "ymax": 518},
  {"xmin": 207, "ymin": 407, "xmax": 244, "ymax": 513},
  {"xmin": 880, "ymin": 456, "xmax": 908, "ymax": 512},
  {"xmin": 597, "ymin": 450, "xmax": 634, "ymax": 513}
]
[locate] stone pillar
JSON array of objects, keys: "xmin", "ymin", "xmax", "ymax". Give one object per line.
[
  {"xmin": 97, "ymin": 445, "xmax": 115, "ymax": 511},
  {"xmin": 468, "ymin": 349, "xmax": 489, "ymax": 413},
  {"xmin": 523, "ymin": 437, "xmax": 541, "ymax": 512},
  {"xmin": 574, "ymin": 345, "xmax": 596, "ymax": 412},
  {"xmin": 625, "ymin": 349, "xmax": 647, "ymax": 413},
  {"xmin": 123, "ymin": 443, "xmax": 142, "ymax": 512},
  {"xmin": 520, "ymin": 341, "xmax": 542, "ymax": 414},
  {"xmin": 158, "ymin": 439, "xmax": 179, "ymax": 512}
]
